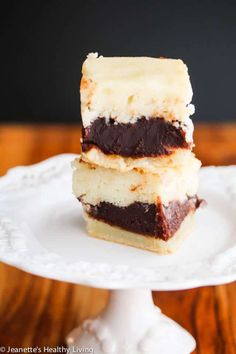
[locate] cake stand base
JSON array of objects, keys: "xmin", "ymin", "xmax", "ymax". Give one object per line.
[{"xmin": 66, "ymin": 289, "xmax": 196, "ymax": 354}]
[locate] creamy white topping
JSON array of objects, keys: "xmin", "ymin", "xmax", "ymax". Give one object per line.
[
  {"xmin": 81, "ymin": 54, "xmax": 194, "ymax": 127},
  {"xmin": 72, "ymin": 158, "xmax": 200, "ymax": 207}
]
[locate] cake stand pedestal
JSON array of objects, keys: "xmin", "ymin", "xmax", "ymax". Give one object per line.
[
  {"xmin": 0, "ymin": 154, "xmax": 235, "ymax": 354},
  {"xmin": 67, "ymin": 289, "xmax": 195, "ymax": 354}
]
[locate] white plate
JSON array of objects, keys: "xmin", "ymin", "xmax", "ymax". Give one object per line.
[{"xmin": 0, "ymin": 154, "xmax": 235, "ymax": 290}]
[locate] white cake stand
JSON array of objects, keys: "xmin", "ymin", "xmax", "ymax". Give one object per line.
[{"xmin": 0, "ymin": 154, "xmax": 235, "ymax": 354}]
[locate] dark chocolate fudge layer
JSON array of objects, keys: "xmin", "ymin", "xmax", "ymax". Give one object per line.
[
  {"xmin": 82, "ymin": 117, "xmax": 190, "ymax": 157},
  {"xmin": 81, "ymin": 196, "xmax": 201, "ymax": 241}
]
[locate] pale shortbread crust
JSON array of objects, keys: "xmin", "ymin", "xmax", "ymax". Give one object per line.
[
  {"xmin": 84, "ymin": 212, "xmax": 195, "ymax": 255},
  {"xmin": 81, "ymin": 148, "xmax": 200, "ymax": 173}
]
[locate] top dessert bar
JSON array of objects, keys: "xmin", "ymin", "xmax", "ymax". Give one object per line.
[{"xmin": 80, "ymin": 54, "xmax": 195, "ymax": 159}]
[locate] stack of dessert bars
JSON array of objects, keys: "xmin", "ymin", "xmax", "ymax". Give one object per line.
[{"xmin": 72, "ymin": 53, "xmax": 201, "ymax": 254}]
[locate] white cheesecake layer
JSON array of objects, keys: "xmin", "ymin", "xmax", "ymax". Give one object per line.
[
  {"xmin": 81, "ymin": 148, "xmax": 199, "ymax": 174},
  {"xmin": 81, "ymin": 53, "xmax": 194, "ymax": 128},
  {"xmin": 72, "ymin": 158, "xmax": 200, "ymax": 207}
]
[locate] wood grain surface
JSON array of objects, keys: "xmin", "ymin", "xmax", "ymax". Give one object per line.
[{"xmin": 0, "ymin": 123, "xmax": 235, "ymax": 353}]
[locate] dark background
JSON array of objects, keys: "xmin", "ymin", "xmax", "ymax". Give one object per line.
[{"xmin": 1, "ymin": 0, "xmax": 236, "ymax": 123}]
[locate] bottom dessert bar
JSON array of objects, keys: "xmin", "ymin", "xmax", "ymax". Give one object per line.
[
  {"xmin": 72, "ymin": 158, "xmax": 201, "ymax": 254},
  {"xmin": 84, "ymin": 212, "xmax": 195, "ymax": 254}
]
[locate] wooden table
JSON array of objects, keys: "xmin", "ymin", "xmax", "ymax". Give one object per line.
[{"xmin": 0, "ymin": 124, "xmax": 235, "ymax": 353}]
